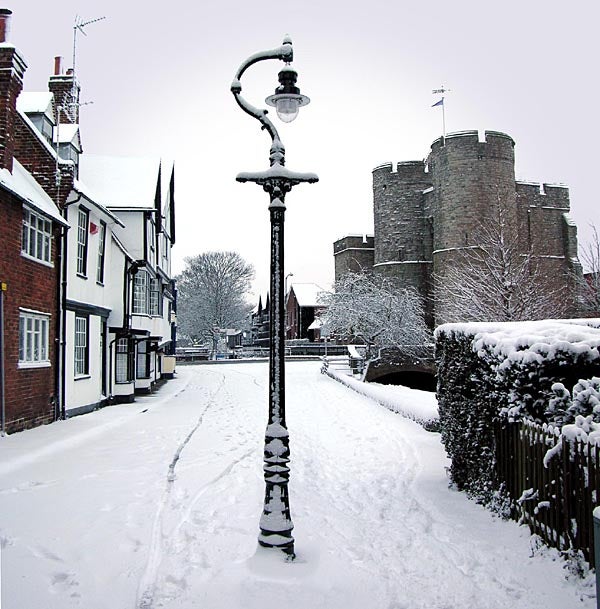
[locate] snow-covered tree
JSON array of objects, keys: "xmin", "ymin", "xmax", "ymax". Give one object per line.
[
  {"xmin": 320, "ymin": 272, "xmax": 430, "ymax": 359},
  {"xmin": 176, "ymin": 251, "xmax": 254, "ymax": 349},
  {"xmin": 435, "ymin": 199, "xmax": 568, "ymax": 323},
  {"xmin": 574, "ymin": 224, "xmax": 600, "ymax": 316}
]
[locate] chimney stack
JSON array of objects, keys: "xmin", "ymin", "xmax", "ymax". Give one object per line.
[
  {"xmin": 0, "ymin": 8, "xmax": 11, "ymax": 43},
  {"xmin": 0, "ymin": 9, "xmax": 26, "ymax": 172},
  {"xmin": 48, "ymin": 67, "xmax": 79, "ymax": 125}
]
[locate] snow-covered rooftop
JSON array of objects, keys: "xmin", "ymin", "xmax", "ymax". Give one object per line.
[
  {"xmin": 53, "ymin": 124, "xmax": 80, "ymax": 146},
  {"xmin": 16, "ymin": 92, "xmax": 53, "ymax": 118},
  {"xmin": 17, "ymin": 109, "xmax": 63, "ymax": 163},
  {"xmin": 79, "ymin": 155, "xmax": 172, "ymax": 209},
  {"xmin": 72, "ymin": 178, "xmax": 125, "ymax": 227},
  {"xmin": 290, "ymin": 283, "xmax": 326, "ymax": 307},
  {"xmin": 0, "ymin": 159, "xmax": 68, "ymax": 226}
]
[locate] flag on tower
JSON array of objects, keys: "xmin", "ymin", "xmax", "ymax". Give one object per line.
[{"xmin": 432, "ymin": 98, "xmax": 444, "ymax": 107}]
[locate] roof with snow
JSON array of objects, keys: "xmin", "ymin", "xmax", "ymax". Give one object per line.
[
  {"xmin": 17, "ymin": 92, "xmax": 53, "ymax": 119},
  {"xmin": 16, "ymin": 109, "xmax": 64, "ymax": 164},
  {"xmin": 79, "ymin": 155, "xmax": 172, "ymax": 209},
  {"xmin": 72, "ymin": 178, "xmax": 125, "ymax": 227},
  {"xmin": 289, "ymin": 283, "xmax": 326, "ymax": 307},
  {"xmin": 0, "ymin": 159, "xmax": 68, "ymax": 226},
  {"xmin": 53, "ymin": 124, "xmax": 81, "ymax": 148}
]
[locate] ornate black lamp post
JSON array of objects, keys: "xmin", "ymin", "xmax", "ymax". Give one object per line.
[{"xmin": 231, "ymin": 37, "xmax": 318, "ymax": 558}]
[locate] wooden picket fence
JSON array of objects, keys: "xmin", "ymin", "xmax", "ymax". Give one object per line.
[{"xmin": 495, "ymin": 419, "xmax": 600, "ymax": 566}]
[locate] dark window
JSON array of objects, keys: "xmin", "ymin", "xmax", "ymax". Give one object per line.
[
  {"xmin": 136, "ymin": 340, "xmax": 150, "ymax": 379},
  {"xmin": 96, "ymin": 221, "xmax": 106, "ymax": 283},
  {"xmin": 115, "ymin": 338, "xmax": 135, "ymax": 383}
]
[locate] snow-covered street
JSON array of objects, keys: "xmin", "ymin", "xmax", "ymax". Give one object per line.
[{"xmin": 0, "ymin": 361, "xmax": 594, "ymax": 608}]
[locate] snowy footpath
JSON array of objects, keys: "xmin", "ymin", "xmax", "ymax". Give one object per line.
[{"xmin": 0, "ymin": 361, "xmax": 595, "ymax": 608}]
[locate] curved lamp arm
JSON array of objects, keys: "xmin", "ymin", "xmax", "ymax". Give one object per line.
[{"xmin": 230, "ymin": 37, "xmax": 294, "ymax": 158}]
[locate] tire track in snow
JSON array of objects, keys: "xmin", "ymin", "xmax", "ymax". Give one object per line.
[
  {"xmin": 135, "ymin": 374, "xmax": 226, "ymax": 609},
  {"xmin": 136, "ymin": 366, "xmax": 262, "ymax": 609}
]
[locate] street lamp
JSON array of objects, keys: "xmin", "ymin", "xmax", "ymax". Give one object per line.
[{"xmin": 231, "ymin": 37, "xmax": 318, "ymax": 558}]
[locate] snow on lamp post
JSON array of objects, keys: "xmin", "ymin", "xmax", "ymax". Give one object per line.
[{"xmin": 231, "ymin": 37, "xmax": 318, "ymax": 558}]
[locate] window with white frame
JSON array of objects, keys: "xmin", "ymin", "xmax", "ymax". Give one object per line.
[
  {"xmin": 76, "ymin": 207, "xmax": 89, "ymax": 276},
  {"xmin": 22, "ymin": 208, "xmax": 52, "ymax": 264},
  {"xmin": 133, "ymin": 270, "xmax": 148, "ymax": 314},
  {"xmin": 96, "ymin": 221, "xmax": 106, "ymax": 284},
  {"xmin": 18, "ymin": 311, "xmax": 50, "ymax": 365},
  {"xmin": 74, "ymin": 314, "xmax": 89, "ymax": 376}
]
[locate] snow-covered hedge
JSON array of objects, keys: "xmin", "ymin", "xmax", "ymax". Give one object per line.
[{"xmin": 435, "ymin": 319, "xmax": 600, "ymax": 501}]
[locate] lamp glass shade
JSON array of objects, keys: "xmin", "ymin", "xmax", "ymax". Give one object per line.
[
  {"xmin": 265, "ymin": 92, "xmax": 310, "ymax": 123},
  {"xmin": 275, "ymin": 97, "xmax": 300, "ymax": 123}
]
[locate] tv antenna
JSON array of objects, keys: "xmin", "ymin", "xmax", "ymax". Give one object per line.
[{"xmin": 70, "ymin": 15, "xmax": 105, "ymax": 120}]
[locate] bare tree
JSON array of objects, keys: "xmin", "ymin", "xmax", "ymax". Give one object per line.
[
  {"xmin": 176, "ymin": 251, "xmax": 255, "ymax": 351},
  {"xmin": 320, "ymin": 272, "xmax": 430, "ymax": 360},
  {"xmin": 435, "ymin": 201, "xmax": 569, "ymax": 323},
  {"xmin": 574, "ymin": 225, "xmax": 600, "ymax": 316}
]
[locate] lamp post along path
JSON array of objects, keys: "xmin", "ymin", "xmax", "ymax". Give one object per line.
[{"xmin": 231, "ymin": 37, "xmax": 318, "ymax": 558}]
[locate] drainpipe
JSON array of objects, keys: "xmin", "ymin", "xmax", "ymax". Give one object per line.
[
  {"xmin": 57, "ymin": 194, "xmax": 80, "ymax": 420},
  {"xmin": 56, "ymin": 222, "xmax": 67, "ymax": 421},
  {"xmin": 0, "ymin": 281, "xmax": 6, "ymax": 435},
  {"xmin": 108, "ymin": 337, "xmax": 117, "ymax": 402}
]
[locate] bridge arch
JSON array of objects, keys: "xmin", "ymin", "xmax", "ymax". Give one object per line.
[{"xmin": 365, "ymin": 347, "xmax": 436, "ymax": 391}]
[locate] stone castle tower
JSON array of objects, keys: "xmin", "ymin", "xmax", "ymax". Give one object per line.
[{"xmin": 334, "ymin": 130, "xmax": 581, "ymax": 326}]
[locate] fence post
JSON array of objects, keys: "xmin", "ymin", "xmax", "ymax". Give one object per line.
[{"xmin": 594, "ymin": 507, "xmax": 600, "ymax": 609}]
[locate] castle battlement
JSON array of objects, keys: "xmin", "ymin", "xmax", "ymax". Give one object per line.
[
  {"xmin": 516, "ymin": 181, "xmax": 569, "ymax": 195},
  {"xmin": 372, "ymin": 160, "xmax": 427, "ymax": 181},
  {"xmin": 516, "ymin": 181, "xmax": 570, "ymax": 209},
  {"xmin": 333, "ymin": 234, "xmax": 374, "ymax": 254},
  {"xmin": 430, "ymin": 130, "xmax": 515, "ymax": 157}
]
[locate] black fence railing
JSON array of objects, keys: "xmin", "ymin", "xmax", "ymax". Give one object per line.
[{"xmin": 495, "ymin": 419, "xmax": 600, "ymax": 566}]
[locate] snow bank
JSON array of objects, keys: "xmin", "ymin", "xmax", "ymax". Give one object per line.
[{"xmin": 324, "ymin": 366, "xmax": 438, "ymax": 428}]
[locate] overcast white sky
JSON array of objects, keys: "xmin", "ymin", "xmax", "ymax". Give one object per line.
[{"xmin": 11, "ymin": 0, "xmax": 599, "ymax": 300}]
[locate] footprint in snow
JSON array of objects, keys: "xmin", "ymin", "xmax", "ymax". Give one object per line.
[{"xmin": 49, "ymin": 571, "xmax": 79, "ymax": 594}]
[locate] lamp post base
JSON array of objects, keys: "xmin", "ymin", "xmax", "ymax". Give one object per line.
[{"xmin": 258, "ymin": 535, "xmax": 295, "ymax": 559}]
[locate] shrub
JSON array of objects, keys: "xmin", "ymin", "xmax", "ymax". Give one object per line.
[{"xmin": 435, "ymin": 319, "xmax": 600, "ymax": 503}]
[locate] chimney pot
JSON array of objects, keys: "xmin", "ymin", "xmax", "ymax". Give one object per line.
[
  {"xmin": 54, "ymin": 56, "xmax": 63, "ymax": 75},
  {"xmin": 66, "ymin": 68, "xmax": 74, "ymax": 75},
  {"xmin": 0, "ymin": 8, "xmax": 12, "ymax": 43}
]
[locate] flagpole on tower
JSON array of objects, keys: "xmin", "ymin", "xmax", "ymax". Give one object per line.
[{"xmin": 432, "ymin": 86, "xmax": 450, "ymax": 139}]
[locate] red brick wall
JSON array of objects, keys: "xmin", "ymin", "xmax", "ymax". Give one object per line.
[
  {"xmin": 14, "ymin": 113, "xmax": 74, "ymax": 206},
  {"xmin": 0, "ymin": 191, "xmax": 60, "ymax": 433},
  {"xmin": 0, "ymin": 46, "xmax": 25, "ymax": 172}
]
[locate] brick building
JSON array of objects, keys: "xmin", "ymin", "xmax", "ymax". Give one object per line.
[
  {"xmin": 285, "ymin": 283, "xmax": 325, "ymax": 341},
  {"xmin": 0, "ymin": 9, "xmax": 71, "ymax": 433},
  {"xmin": 334, "ymin": 130, "xmax": 582, "ymax": 326},
  {"xmin": 0, "ymin": 9, "xmax": 177, "ymax": 432}
]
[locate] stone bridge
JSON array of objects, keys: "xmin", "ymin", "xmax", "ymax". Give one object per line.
[{"xmin": 365, "ymin": 346, "xmax": 436, "ymax": 391}]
